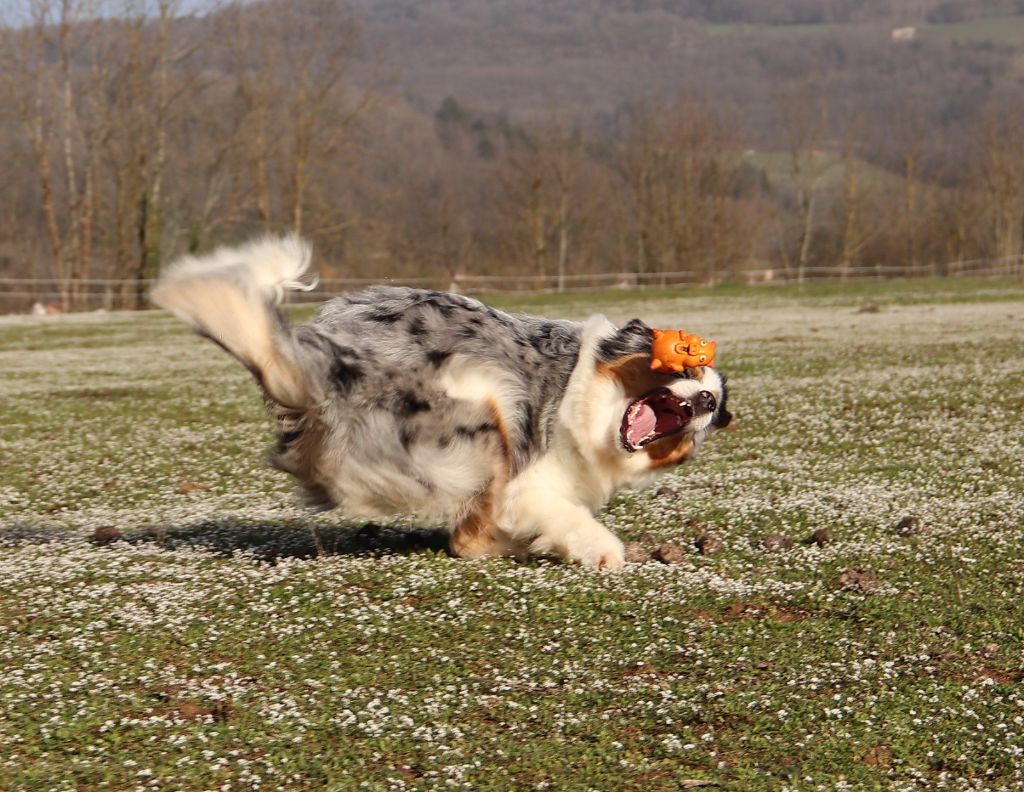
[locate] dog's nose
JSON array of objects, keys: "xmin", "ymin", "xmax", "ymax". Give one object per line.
[{"xmin": 698, "ymin": 390, "xmax": 716, "ymax": 413}]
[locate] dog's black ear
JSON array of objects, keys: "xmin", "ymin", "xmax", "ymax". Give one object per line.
[
  {"xmin": 712, "ymin": 408, "xmax": 733, "ymax": 429},
  {"xmin": 597, "ymin": 318, "xmax": 654, "ymax": 362},
  {"xmin": 711, "ymin": 374, "xmax": 731, "ymax": 428}
]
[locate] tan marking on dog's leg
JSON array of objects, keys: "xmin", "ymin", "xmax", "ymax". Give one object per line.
[
  {"xmin": 450, "ymin": 414, "xmax": 525, "ymax": 560},
  {"xmin": 450, "ymin": 512, "xmax": 501, "ymax": 559},
  {"xmin": 485, "ymin": 397, "xmax": 513, "ymax": 464},
  {"xmin": 450, "ymin": 501, "xmax": 524, "ymax": 560}
]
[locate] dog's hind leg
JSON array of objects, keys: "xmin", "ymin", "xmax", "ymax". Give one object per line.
[
  {"xmin": 450, "ymin": 482, "xmax": 526, "ymax": 560},
  {"xmin": 450, "ymin": 512, "xmax": 523, "ymax": 560},
  {"xmin": 449, "ymin": 431, "xmax": 528, "ymax": 560}
]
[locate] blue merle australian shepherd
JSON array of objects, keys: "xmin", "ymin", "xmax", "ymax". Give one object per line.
[{"xmin": 153, "ymin": 236, "xmax": 731, "ymax": 569}]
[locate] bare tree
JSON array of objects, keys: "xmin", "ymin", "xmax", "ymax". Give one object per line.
[
  {"xmin": 91, "ymin": 0, "xmax": 210, "ymax": 307},
  {"xmin": 622, "ymin": 98, "xmax": 746, "ymax": 282},
  {"xmin": 133, "ymin": 0, "xmax": 176, "ymax": 308},
  {"xmin": 227, "ymin": 0, "xmax": 368, "ymax": 238},
  {"xmin": 551, "ymin": 125, "xmax": 584, "ymax": 292},
  {"xmin": 3, "ymin": 0, "xmax": 104, "ymax": 310},
  {"xmin": 836, "ymin": 122, "xmax": 879, "ymax": 279},
  {"xmin": 499, "ymin": 120, "xmax": 589, "ymax": 290},
  {"xmin": 889, "ymin": 101, "xmax": 931, "ymax": 275},
  {"xmin": 979, "ymin": 108, "xmax": 1024, "ymax": 273},
  {"xmin": 396, "ymin": 164, "xmax": 476, "ymax": 287},
  {"xmin": 776, "ymin": 88, "xmax": 831, "ymax": 283}
]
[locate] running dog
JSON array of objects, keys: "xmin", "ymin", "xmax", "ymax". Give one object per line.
[{"xmin": 152, "ymin": 236, "xmax": 731, "ymax": 569}]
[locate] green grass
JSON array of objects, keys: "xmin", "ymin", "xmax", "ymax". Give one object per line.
[
  {"xmin": 2, "ymin": 279, "xmax": 1024, "ymax": 790},
  {"xmin": 706, "ymin": 14, "xmax": 1024, "ymax": 45},
  {"xmin": 706, "ymin": 22, "xmax": 841, "ymax": 37},
  {"xmin": 404, "ymin": 276, "xmax": 1024, "ymax": 317},
  {"xmin": 741, "ymin": 149, "xmax": 905, "ymax": 195},
  {"xmin": 918, "ymin": 14, "xmax": 1024, "ymax": 43}
]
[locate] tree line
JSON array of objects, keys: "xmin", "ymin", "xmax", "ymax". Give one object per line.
[{"xmin": 1, "ymin": 0, "xmax": 1022, "ymax": 310}]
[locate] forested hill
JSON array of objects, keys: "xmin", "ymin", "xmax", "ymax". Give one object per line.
[
  {"xmin": 3, "ymin": 0, "xmax": 1023, "ymax": 309},
  {"xmin": 349, "ymin": 0, "xmax": 1024, "ymax": 149}
]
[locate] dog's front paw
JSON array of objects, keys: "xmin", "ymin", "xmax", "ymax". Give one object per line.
[
  {"xmin": 577, "ymin": 536, "xmax": 626, "ymax": 571},
  {"xmin": 595, "ymin": 550, "xmax": 626, "ymax": 571}
]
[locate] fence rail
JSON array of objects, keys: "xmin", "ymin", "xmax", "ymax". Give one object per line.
[{"xmin": 2, "ymin": 255, "xmax": 1022, "ymax": 313}]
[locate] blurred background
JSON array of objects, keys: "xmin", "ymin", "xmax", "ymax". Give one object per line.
[{"xmin": 1, "ymin": 0, "xmax": 1023, "ymax": 311}]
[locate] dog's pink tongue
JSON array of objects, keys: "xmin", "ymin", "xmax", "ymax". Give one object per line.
[{"xmin": 627, "ymin": 403, "xmax": 657, "ymax": 446}]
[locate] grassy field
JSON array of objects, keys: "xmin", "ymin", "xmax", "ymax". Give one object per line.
[
  {"xmin": 917, "ymin": 15, "xmax": 1024, "ymax": 44},
  {"xmin": 707, "ymin": 14, "xmax": 1024, "ymax": 43},
  {"xmin": 706, "ymin": 22, "xmax": 842, "ymax": 37},
  {"xmin": 2, "ymin": 279, "xmax": 1024, "ymax": 791}
]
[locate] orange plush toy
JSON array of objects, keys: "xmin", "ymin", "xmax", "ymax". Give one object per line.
[{"xmin": 650, "ymin": 329, "xmax": 716, "ymax": 372}]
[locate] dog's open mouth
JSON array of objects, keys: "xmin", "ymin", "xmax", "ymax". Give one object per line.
[{"xmin": 621, "ymin": 389, "xmax": 695, "ymax": 452}]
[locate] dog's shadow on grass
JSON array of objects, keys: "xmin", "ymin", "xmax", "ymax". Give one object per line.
[
  {"xmin": 145, "ymin": 520, "xmax": 453, "ymax": 561},
  {"xmin": 4, "ymin": 520, "xmax": 452, "ymax": 562}
]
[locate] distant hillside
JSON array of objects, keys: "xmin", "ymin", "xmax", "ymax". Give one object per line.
[
  {"xmin": 348, "ymin": 0, "xmax": 1024, "ymax": 153},
  {"xmin": 3, "ymin": 0, "xmax": 1022, "ymax": 306}
]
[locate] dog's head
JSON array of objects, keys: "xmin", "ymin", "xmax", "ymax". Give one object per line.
[{"xmin": 593, "ymin": 318, "xmax": 731, "ymax": 472}]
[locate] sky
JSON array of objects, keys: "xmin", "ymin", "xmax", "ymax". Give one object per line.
[{"xmin": 0, "ymin": 0, "xmax": 220, "ymax": 26}]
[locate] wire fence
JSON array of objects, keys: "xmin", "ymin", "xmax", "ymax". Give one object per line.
[{"xmin": 3, "ymin": 255, "xmax": 1023, "ymax": 314}]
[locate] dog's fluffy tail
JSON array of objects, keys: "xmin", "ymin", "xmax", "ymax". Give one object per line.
[{"xmin": 151, "ymin": 235, "xmax": 319, "ymax": 409}]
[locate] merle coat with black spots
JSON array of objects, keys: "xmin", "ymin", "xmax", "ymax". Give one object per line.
[{"xmin": 153, "ymin": 236, "xmax": 731, "ymax": 568}]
